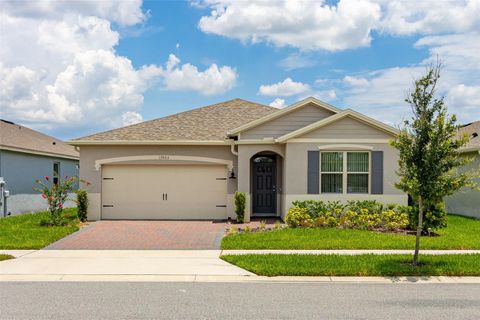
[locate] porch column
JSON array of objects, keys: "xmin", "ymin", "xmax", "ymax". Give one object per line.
[{"xmin": 237, "ymin": 145, "xmax": 251, "ymax": 222}]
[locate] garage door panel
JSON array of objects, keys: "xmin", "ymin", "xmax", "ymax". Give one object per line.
[{"xmin": 101, "ymin": 165, "xmax": 227, "ymax": 220}]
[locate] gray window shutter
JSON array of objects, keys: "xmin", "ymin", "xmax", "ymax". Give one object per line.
[
  {"xmin": 371, "ymin": 151, "xmax": 383, "ymax": 194},
  {"xmin": 307, "ymin": 151, "xmax": 319, "ymax": 194}
]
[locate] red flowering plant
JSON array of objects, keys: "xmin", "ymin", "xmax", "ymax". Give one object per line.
[{"xmin": 35, "ymin": 175, "xmax": 79, "ymax": 226}]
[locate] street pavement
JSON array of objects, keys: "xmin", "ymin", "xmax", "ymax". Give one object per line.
[{"xmin": 1, "ymin": 281, "xmax": 479, "ymax": 319}]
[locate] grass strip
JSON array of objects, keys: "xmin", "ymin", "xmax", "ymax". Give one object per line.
[
  {"xmin": 0, "ymin": 208, "xmax": 79, "ymax": 249},
  {"xmin": 221, "ymin": 254, "xmax": 480, "ymax": 276},
  {"xmin": 222, "ymin": 215, "xmax": 480, "ymax": 250}
]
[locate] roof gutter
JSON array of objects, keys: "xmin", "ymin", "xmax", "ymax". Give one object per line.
[
  {"xmin": 0, "ymin": 145, "xmax": 79, "ymax": 160},
  {"xmin": 68, "ymin": 140, "xmax": 230, "ymax": 146}
]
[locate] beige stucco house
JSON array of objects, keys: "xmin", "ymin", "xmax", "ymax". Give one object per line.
[
  {"xmin": 70, "ymin": 97, "xmax": 407, "ymax": 222},
  {"xmin": 445, "ymin": 121, "xmax": 480, "ymax": 219}
]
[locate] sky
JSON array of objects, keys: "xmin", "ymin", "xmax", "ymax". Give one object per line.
[{"xmin": 1, "ymin": 0, "xmax": 479, "ymax": 140}]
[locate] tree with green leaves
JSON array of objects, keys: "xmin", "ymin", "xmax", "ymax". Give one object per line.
[{"xmin": 391, "ymin": 63, "xmax": 475, "ymax": 265}]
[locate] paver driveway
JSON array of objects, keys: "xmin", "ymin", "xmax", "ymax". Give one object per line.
[{"xmin": 46, "ymin": 220, "xmax": 227, "ymax": 250}]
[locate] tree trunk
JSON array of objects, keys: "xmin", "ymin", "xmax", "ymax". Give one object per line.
[{"xmin": 413, "ymin": 196, "xmax": 424, "ymax": 265}]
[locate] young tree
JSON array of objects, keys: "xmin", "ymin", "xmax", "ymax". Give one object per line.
[{"xmin": 391, "ymin": 63, "xmax": 474, "ymax": 265}]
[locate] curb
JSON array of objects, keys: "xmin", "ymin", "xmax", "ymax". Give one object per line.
[{"xmin": 1, "ymin": 274, "xmax": 480, "ymax": 284}]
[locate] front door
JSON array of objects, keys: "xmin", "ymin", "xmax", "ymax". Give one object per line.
[{"xmin": 252, "ymin": 156, "xmax": 276, "ymax": 215}]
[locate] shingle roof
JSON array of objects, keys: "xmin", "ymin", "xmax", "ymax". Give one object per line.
[
  {"xmin": 458, "ymin": 120, "xmax": 480, "ymax": 151},
  {"xmin": 72, "ymin": 99, "xmax": 278, "ymax": 142},
  {"xmin": 0, "ymin": 119, "xmax": 79, "ymax": 158}
]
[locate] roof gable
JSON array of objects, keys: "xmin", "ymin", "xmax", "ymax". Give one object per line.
[
  {"xmin": 227, "ymin": 97, "xmax": 341, "ymax": 136},
  {"xmin": 276, "ymin": 109, "xmax": 399, "ymax": 142},
  {"xmin": 240, "ymin": 102, "xmax": 336, "ymax": 140}
]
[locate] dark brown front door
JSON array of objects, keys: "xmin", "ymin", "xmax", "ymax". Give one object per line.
[{"xmin": 252, "ymin": 156, "xmax": 276, "ymax": 215}]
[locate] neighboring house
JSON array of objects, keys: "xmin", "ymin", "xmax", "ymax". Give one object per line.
[
  {"xmin": 445, "ymin": 121, "xmax": 480, "ymax": 219},
  {"xmin": 70, "ymin": 98, "xmax": 407, "ymax": 222},
  {"xmin": 0, "ymin": 119, "xmax": 79, "ymax": 216}
]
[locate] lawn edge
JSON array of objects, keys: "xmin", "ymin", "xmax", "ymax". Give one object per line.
[{"xmin": 221, "ymin": 253, "xmax": 480, "ymax": 277}]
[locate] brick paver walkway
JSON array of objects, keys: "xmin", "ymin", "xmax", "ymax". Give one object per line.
[{"xmin": 47, "ymin": 220, "xmax": 228, "ymax": 250}]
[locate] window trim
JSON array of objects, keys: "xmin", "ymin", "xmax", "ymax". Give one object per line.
[{"xmin": 319, "ymin": 151, "xmax": 371, "ymax": 194}]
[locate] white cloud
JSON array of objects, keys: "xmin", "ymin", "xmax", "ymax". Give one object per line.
[
  {"xmin": 340, "ymin": 36, "xmax": 480, "ymax": 126},
  {"xmin": 342, "ymin": 67, "xmax": 424, "ymax": 124},
  {"xmin": 343, "ymin": 75, "xmax": 370, "ymax": 89},
  {"xmin": 0, "ymin": 1, "xmax": 237, "ymax": 135},
  {"xmin": 445, "ymin": 84, "xmax": 480, "ymax": 121},
  {"xmin": 198, "ymin": 0, "xmax": 381, "ymax": 51},
  {"xmin": 259, "ymin": 78, "xmax": 310, "ymax": 96},
  {"xmin": 313, "ymin": 90, "xmax": 337, "ymax": 101},
  {"xmin": 197, "ymin": 0, "xmax": 480, "ymax": 51},
  {"xmin": 1, "ymin": 0, "xmax": 146, "ymax": 26},
  {"xmin": 193, "ymin": 0, "xmax": 480, "ymax": 125},
  {"xmin": 0, "ymin": 1, "xmax": 150, "ymax": 132},
  {"xmin": 269, "ymin": 98, "xmax": 286, "ymax": 109},
  {"xmin": 122, "ymin": 111, "xmax": 144, "ymax": 126},
  {"xmin": 158, "ymin": 54, "xmax": 237, "ymax": 95},
  {"xmin": 379, "ymin": 0, "xmax": 480, "ymax": 35},
  {"xmin": 278, "ymin": 53, "xmax": 315, "ymax": 70}
]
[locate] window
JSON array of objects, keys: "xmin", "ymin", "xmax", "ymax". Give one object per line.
[
  {"xmin": 253, "ymin": 156, "xmax": 274, "ymax": 163},
  {"xmin": 320, "ymin": 151, "xmax": 369, "ymax": 194},
  {"xmin": 53, "ymin": 162, "xmax": 60, "ymax": 185},
  {"xmin": 320, "ymin": 152, "xmax": 343, "ymax": 193},
  {"xmin": 347, "ymin": 152, "xmax": 369, "ymax": 193}
]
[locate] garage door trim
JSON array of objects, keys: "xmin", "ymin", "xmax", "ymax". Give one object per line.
[{"xmin": 95, "ymin": 155, "xmax": 233, "ymax": 170}]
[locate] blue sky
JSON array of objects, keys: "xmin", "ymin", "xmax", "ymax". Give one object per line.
[{"xmin": 1, "ymin": 0, "xmax": 479, "ymax": 140}]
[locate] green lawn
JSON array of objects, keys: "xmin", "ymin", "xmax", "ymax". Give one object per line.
[
  {"xmin": 222, "ymin": 214, "xmax": 480, "ymax": 250},
  {"xmin": 222, "ymin": 254, "xmax": 480, "ymax": 276},
  {"xmin": 0, "ymin": 208, "xmax": 79, "ymax": 249},
  {"xmin": 0, "ymin": 254, "xmax": 14, "ymax": 261}
]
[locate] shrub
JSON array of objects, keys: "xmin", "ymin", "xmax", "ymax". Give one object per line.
[
  {"xmin": 292, "ymin": 200, "xmax": 344, "ymax": 219},
  {"xmin": 259, "ymin": 220, "xmax": 266, "ymax": 231},
  {"xmin": 34, "ymin": 176, "xmax": 78, "ymax": 226},
  {"xmin": 234, "ymin": 192, "xmax": 246, "ymax": 223},
  {"xmin": 76, "ymin": 189, "xmax": 88, "ymax": 222},
  {"xmin": 273, "ymin": 221, "xmax": 282, "ymax": 230},
  {"xmin": 381, "ymin": 209, "xmax": 409, "ymax": 231},
  {"xmin": 227, "ymin": 225, "xmax": 238, "ymax": 235},
  {"xmin": 287, "ymin": 200, "xmax": 413, "ymax": 232},
  {"xmin": 347, "ymin": 200, "xmax": 384, "ymax": 215},
  {"xmin": 407, "ymin": 200, "xmax": 447, "ymax": 231},
  {"xmin": 286, "ymin": 207, "xmax": 312, "ymax": 228}
]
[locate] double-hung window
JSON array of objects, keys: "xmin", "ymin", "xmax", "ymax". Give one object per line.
[
  {"xmin": 320, "ymin": 152, "xmax": 343, "ymax": 193},
  {"xmin": 347, "ymin": 152, "xmax": 369, "ymax": 193},
  {"xmin": 320, "ymin": 151, "xmax": 369, "ymax": 194}
]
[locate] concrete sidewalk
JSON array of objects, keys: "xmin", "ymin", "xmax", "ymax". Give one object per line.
[
  {"xmin": 221, "ymin": 249, "xmax": 480, "ymax": 255},
  {"xmin": 0, "ymin": 250, "xmax": 253, "ymax": 277},
  {"xmin": 2, "ymin": 249, "xmax": 479, "ymax": 284}
]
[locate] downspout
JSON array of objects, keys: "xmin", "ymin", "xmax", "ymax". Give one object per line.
[{"xmin": 229, "ymin": 140, "xmax": 238, "ymax": 156}]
